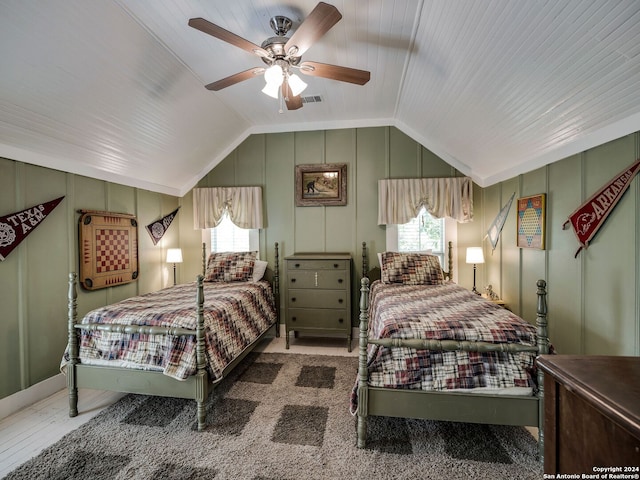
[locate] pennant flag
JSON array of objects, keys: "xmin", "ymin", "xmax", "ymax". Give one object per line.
[
  {"xmin": 486, "ymin": 192, "xmax": 515, "ymax": 252},
  {"xmin": 563, "ymin": 158, "xmax": 640, "ymax": 257},
  {"xmin": 145, "ymin": 207, "xmax": 180, "ymax": 245},
  {"xmin": 0, "ymin": 196, "xmax": 64, "ymax": 261}
]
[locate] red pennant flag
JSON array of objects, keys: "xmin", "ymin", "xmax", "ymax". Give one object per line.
[
  {"xmin": 563, "ymin": 158, "xmax": 640, "ymax": 257},
  {"xmin": 145, "ymin": 207, "xmax": 180, "ymax": 245},
  {"xmin": 0, "ymin": 196, "xmax": 65, "ymax": 261}
]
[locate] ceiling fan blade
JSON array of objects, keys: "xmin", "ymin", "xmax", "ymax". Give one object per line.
[
  {"xmin": 205, "ymin": 67, "xmax": 265, "ymax": 91},
  {"xmin": 189, "ymin": 18, "xmax": 270, "ymax": 58},
  {"xmin": 299, "ymin": 61, "xmax": 370, "ymax": 85},
  {"xmin": 284, "ymin": 2, "xmax": 342, "ymax": 58},
  {"xmin": 282, "ymin": 80, "xmax": 303, "ymax": 110}
]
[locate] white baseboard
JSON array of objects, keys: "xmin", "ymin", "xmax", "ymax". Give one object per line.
[{"xmin": 0, "ymin": 374, "xmax": 66, "ymax": 421}]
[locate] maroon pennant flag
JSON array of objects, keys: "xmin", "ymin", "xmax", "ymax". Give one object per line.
[
  {"xmin": 145, "ymin": 207, "xmax": 180, "ymax": 245},
  {"xmin": 563, "ymin": 158, "xmax": 640, "ymax": 257},
  {"xmin": 0, "ymin": 196, "xmax": 65, "ymax": 261}
]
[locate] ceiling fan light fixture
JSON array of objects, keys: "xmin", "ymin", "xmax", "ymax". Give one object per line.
[
  {"xmin": 261, "ymin": 81, "xmax": 280, "ymax": 99},
  {"xmin": 288, "ymin": 73, "xmax": 308, "ymax": 96},
  {"xmin": 264, "ymin": 64, "xmax": 284, "ymax": 87}
]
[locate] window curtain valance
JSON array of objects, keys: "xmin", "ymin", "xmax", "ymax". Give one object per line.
[
  {"xmin": 378, "ymin": 177, "xmax": 473, "ymax": 225},
  {"xmin": 193, "ymin": 186, "xmax": 264, "ymax": 229}
]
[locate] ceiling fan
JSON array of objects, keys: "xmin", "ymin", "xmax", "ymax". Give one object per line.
[{"xmin": 188, "ymin": 2, "xmax": 371, "ymax": 111}]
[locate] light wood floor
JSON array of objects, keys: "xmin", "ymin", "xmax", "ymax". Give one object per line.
[{"xmin": 0, "ymin": 335, "xmax": 356, "ymax": 477}]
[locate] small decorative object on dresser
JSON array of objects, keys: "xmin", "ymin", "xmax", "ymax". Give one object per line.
[
  {"xmin": 285, "ymin": 253, "xmax": 352, "ymax": 351},
  {"xmin": 483, "ymin": 284, "xmax": 507, "ymax": 308}
]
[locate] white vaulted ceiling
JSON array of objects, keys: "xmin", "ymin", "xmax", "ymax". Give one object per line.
[{"xmin": 1, "ymin": 1, "xmax": 640, "ymax": 196}]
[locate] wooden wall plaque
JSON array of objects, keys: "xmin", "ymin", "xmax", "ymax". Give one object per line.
[{"xmin": 78, "ymin": 210, "xmax": 139, "ymax": 290}]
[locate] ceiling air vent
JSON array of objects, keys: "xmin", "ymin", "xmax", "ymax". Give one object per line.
[{"xmin": 301, "ymin": 94, "xmax": 323, "ymax": 104}]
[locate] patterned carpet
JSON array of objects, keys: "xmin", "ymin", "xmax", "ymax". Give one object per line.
[{"xmin": 4, "ymin": 352, "xmax": 542, "ymax": 479}]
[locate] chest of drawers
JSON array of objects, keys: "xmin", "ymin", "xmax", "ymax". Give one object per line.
[
  {"xmin": 284, "ymin": 253, "xmax": 352, "ymax": 351},
  {"xmin": 537, "ymin": 355, "xmax": 640, "ymax": 474}
]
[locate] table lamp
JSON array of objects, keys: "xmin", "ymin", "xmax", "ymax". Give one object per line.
[
  {"xmin": 466, "ymin": 247, "xmax": 484, "ymax": 294},
  {"xmin": 166, "ymin": 248, "xmax": 183, "ymax": 286}
]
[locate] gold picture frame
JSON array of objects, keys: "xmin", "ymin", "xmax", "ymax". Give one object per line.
[
  {"xmin": 517, "ymin": 193, "xmax": 546, "ymax": 249},
  {"xmin": 295, "ymin": 163, "xmax": 347, "ymax": 206}
]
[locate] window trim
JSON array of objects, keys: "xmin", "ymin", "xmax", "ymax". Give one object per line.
[
  {"xmin": 385, "ymin": 214, "xmax": 457, "ymax": 275},
  {"xmin": 202, "ymin": 215, "xmax": 259, "ymax": 254}
]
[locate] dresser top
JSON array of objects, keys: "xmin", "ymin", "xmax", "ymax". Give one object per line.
[
  {"xmin": 286, "ymin": 253, "xmax": 352, "ymax": 260},
  {"xmin": 538, "ymin": 355, "xmax": 640, "ymax": 438}
]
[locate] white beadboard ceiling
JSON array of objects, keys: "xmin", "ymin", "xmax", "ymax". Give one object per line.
[{"xmin": 1, "ymin": 0, "xmax": 639, "ymax": 196}]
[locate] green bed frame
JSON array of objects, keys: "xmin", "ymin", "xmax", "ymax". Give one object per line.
[
  {"xmin": 356, "ymin": 242, "xmax": 549, "ymax": 461},
  {"xmin": 66, "ymin": 243, "xmax": 280, "ymax": 431}
]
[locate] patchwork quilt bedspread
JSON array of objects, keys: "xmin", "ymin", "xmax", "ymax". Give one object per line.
[
  {"xmin": 62, "ymin": 280, "xmax": 276, "ymax": 380},
  {"xmin": 351, "ymin": 281, "xmax": 538, "ymax": 412}
]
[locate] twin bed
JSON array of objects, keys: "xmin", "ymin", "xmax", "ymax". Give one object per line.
[
  {"xmin": 353, "ymin": 242, "xmax": 549, "ymax": 459},
  {"xmin": 62, "ymin": 244, "xmax": 280, "ymax": 431},
  {"xmin": 62, "ymin": 240, "xmax": 549, "ymax": 460}
]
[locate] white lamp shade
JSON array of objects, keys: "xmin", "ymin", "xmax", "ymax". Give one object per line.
[
  {"xmin": 264, "ymin": 64, "xmax": 283, "ymax": 86},
  {"xmin": 287, "ymin": 73, "xmax": 307, "ymax": 96},
  {"xmin": 466, "ymin": 247, "xmax": 484, "ymax": 264},
  {"xmin": 261, "ymin": 81, "xmax": 280, "ymax": 99},
  {"xmin": 166, "ymin": 248, "xmax": 183, "ymax": 263}
]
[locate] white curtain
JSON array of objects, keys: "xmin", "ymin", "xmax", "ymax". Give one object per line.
[
  {"xmin": 378, "ymin": 177, "xmax": 473, "ymax": 224},
  {"xmin": 193, "ymin": 186, "xmax": 264, "ymax": 229}
]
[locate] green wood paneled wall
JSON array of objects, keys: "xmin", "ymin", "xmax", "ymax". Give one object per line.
[
  {"xmin": 480, "ymin": 133, "xmax": 640, "ymax": 356},
  {"xmin": 195, "ymin": 127, "xmax": 464, "ymax": 326},
  {"xmin": 2, "ymin": 126, "xmax": 639, "ymax": 402},
  {"xmin": 0, "ymin": 159, "xmax": 180, "ymax": 400}
]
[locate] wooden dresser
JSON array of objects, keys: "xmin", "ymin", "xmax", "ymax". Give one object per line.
[
  {"xmin": 284, "ymin": 253, "xmax": 352, "ymax": 351},
  {"xmin": 537, "ymin": 355, "xmax": 640, "ymax": 474}
]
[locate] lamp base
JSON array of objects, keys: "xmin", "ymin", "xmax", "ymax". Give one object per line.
[{"xmin": 472, "ymin": 264, "xmax": 481, "ymax": 295}]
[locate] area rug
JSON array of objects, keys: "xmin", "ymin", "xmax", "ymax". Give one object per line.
[{"xmin": 4, "ymin": 353, "xmax": 542, "ymax": 479}]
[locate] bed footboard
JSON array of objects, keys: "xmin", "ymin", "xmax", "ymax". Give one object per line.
[{"xmin": 66, "ymin": 274, "xmax": 209, "ymax": 430}]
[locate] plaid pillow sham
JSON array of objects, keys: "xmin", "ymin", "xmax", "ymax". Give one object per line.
[
  {"xmin": 380, "ymin": 251, "xmax": 445, "ymax": 285},
  {"xmin": 204, "ymin": 251, "xmax": 257, "ymax": 282}
]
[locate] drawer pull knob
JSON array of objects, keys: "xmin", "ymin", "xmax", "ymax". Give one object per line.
[
  {"xmin": 291, "ymin": 278, "xmax": 296, "ymax": 283},
  {"xmin": 338, "ymin": 278, "xmax": 343, "ymax": 283},
  {"xmin": 295, "ymin": 263, "xmax": 300, "ymax": 268},
  {"xmin": 292, "ymin": 317, "xmax": 296, "ymax": 321},
  {"xmin": 338, "ymin": 299, "xmax": 343, "ymax": 303},
  {"xmin": 338, "ymin": 318, "xmax": 343, "ymax": 323},
  {"xmin": 333, "ymin": 263, "xmax": 339, "ymax": 268},
  {"xmin": 292, "ymin": 297, "xmax": 296, "ymax": 302}
]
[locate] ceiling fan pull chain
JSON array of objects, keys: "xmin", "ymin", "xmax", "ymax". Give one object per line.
[{"xmin": 278, "ymin": 86, "xmax": 284, "ymax": 114}]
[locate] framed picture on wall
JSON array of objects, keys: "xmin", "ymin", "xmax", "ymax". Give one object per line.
[
  {"xmin": 517, "ymin": 193, "xmax": 546, "ymax": 249},
  {"xmin": 295, "ymin": 163, "xmax": 347, "ymax": 206}
]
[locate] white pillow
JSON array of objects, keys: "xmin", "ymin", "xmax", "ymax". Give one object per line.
[{"xmin": 252, "ymin": 260, "xmax": 268, "ymax": 282}]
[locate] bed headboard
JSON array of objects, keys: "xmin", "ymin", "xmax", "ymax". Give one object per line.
[
  {"xmin": 200, "ymin": 242, "xmax": 280, "ymax": 283},
  {"xmin": 200, "ymin": 242, "xmax": 280, "ymax": 328},
  {"xmin": 362, "ymin": 241, "xmax": 454, "ymax": 282}
]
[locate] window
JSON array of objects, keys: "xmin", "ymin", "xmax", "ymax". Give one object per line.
[
  {"xmin": 205, "ymin": 211, "xmax": 258, "ymax": 253},
  {"xmin": 386, "ymin": 207, "xmax": 455, "ymax": 272},
  {"xmin": 397, "ymin": 208, "xmax": 444, "ymax": 253}
]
